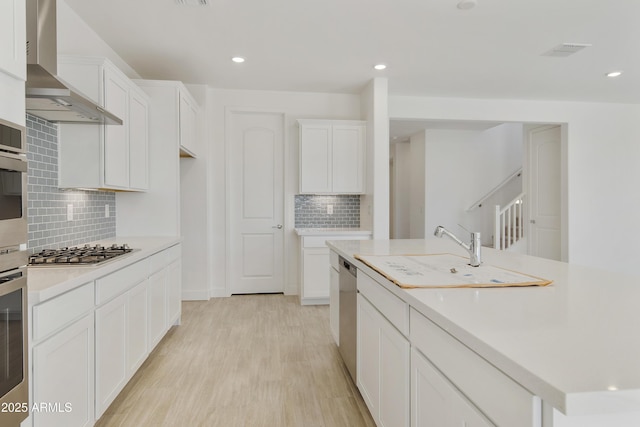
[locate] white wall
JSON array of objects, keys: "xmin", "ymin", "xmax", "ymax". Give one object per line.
[
  {"xmin": 391, "ymin": 141, "xmax": 411, "ymax": 238},
  {"xmin": 360, "ymin": 78, "xmax": 390, "ymax": 239},
  {"xmin": 58, "ymin": 0, "xmax": 140, "ymax": 79},
  {"xmin": 424, "ymin": 124, "xmax": 523, "ymax": 245},
  {"xmin": 410, "ymin": 132, "xmax": 426, "ymax": 238},
  {"xmin": 207, "ymin": 88, "xmax": 362, "ymax": 297},
  {"xmin": 181, "ymin": 84, "xmax": 209, "ymax": 300},
  {"xmin": 389, "ymin": 95, "xmax": 640, "ymax": 277}
]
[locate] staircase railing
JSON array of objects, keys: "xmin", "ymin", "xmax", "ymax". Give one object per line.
[
  {"xmin": 494, "ymin": 193, "xmax": 525, "ymax": 250},
  {"xmin": 467, "ymin": 168, "xmax": 522, "ymax": 212}
]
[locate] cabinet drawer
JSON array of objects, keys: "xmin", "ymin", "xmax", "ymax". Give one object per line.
[
  {"xmin": 358, "ymin": 271, "xmax": 409, "ymax": 336},
  {"xmin": 96, "ymin": 259, "xmax": 148, "ymax": 305},
  {"xmin": 148, "ymin": 250, "xmax": 167, "ymax": 274},
  {"xmin": 165, "ymin": 244, "xmax": 181, "ymax": 263},
  {"xmin": 410, "ymin": 308, "xmax": 540, "ymax": 427},
  {"xmin": 33, "ymin": 282, "xmax": 94, "ymax": 341}
]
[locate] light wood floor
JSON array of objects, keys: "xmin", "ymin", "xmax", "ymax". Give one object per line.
[{"xmin": 96, "ymin": 294, "xmax": 376, "ymax": 427}]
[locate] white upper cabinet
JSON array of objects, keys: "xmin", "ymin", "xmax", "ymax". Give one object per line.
[
  {"xmin": 57, "ymin": 56, "xmax": 149, "ymax": 191},
  {"xmin": 179, "ymin": 90, "xmax": 199, "ymax": 157},
  {"xmin": 128, "ymin": 86, "xmax": 150, "ymax": 190},
  {"xmin": 0, "ymin": 0, "xmax": 26, "ymax": 81},
  {"xmin": 298, "ymin": 119, "xmax": 366, "ymax": 194}
]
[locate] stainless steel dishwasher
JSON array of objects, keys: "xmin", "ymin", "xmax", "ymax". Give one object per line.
[{"xmin": 339, "ymin": 256, "xmax": 357, "ymax": 383}]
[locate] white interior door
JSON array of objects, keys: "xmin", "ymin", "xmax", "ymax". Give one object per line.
[
  {"xmin": 228, "ymin": 111, "xmax": 284, "ymax": 294},
  {"xmin": 528, "ymin": 125, "xmax": 561, "ymax": 260}
]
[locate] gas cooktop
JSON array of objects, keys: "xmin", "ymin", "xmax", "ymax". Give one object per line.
[{"xmin": 29, "ymin": 244, "xmax": 134, "ymax": 266}]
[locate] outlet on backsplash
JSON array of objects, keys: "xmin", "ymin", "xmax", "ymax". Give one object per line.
[{"xmin": 295, "ymin": 195, "xmax": 360, "ymax": 228}]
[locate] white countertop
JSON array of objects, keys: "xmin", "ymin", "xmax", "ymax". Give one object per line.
[
  {"xmin": 295, "ymin": 228, "xmax": 372, "ymax": 236},
  {"xmin": 327, "ymin": 238, "xmax": 640, "ymax": 417},
  {"xmin": 27, "ymin": 236, "xmax": 181, "ymax": 305}
]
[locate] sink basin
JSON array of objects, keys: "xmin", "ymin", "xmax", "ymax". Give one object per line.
[{"xmin": 354, "ymin": 253, "xmax": 551, "ymax": 288}]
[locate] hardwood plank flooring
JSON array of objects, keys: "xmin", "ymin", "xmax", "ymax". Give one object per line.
[{"xmin": 96, "ymin": 294, "xmax": 376, "ymax": 427}]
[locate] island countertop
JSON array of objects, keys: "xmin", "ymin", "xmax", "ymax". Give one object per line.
[{"xmin": 327, "ymin": 238, "xmax": 640, "ymax": 418}]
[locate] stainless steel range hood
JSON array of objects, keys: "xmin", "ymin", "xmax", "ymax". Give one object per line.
[{"xmin": 25, "ymin": 0, "xmax": 123, "ymax": 125}]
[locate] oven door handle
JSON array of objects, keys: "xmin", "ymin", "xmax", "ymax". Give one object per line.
[
  {"xmin": 0, "ymin": 268, "xmax": 25, "ymax": 284},
  {"xmin": 0, "ymin": 154, "xmax": 27, "ymax": 173}
]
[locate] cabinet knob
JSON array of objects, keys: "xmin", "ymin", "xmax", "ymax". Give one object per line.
[{"xmin": 272, "ymin": 224, "xmax": 283, "ymax": 229}]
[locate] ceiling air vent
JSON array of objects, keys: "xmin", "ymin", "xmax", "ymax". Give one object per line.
[
  {"xmin": 542, "ymin": 43, "xmax": 592, "ymax": 57},
  {"xmin": 175, "ymin": 0, "xmax": 209, "ymax": 5}
]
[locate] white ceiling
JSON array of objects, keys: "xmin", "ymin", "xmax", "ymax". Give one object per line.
[{"xmin": 64, "ymin": 0, "xmax": 640, "ymax": 105}]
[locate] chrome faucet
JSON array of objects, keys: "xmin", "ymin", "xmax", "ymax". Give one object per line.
[{"xmin": 434, "ymin": 225, "xmax": 482, "ymax": 267}]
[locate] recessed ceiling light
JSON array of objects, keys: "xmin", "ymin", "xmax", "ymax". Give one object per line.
[
  {"xmin": 374, "ymin": 64, "xmax": 387, "ymax": 70},
  {"xmin": 457, "ymin": 0, "xmax": 477, "ymax": 10},
  {"xmin": 606, "ymin": 71, "xmax": 622, "ymax": 78},
  {"xmin": 232, "ymin": 57, "xmax": 245, "ymax": 63}
]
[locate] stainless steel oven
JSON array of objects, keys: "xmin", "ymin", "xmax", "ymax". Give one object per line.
[
  {"xmin": 0, "ymin": 261, "xmax": 28, "ymax": 426},
  {"xmin": 0, "ymin": 118, "xmax": 29, "ymax": 426},
  {"xmin": 0, "ymin": 119, "xmax": 27, "ymax": 249}
]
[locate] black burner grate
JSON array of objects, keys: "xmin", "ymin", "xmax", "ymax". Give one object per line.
[{"xmin": 29, "ymin": 244, "xmax": 133, "ymax": 265}]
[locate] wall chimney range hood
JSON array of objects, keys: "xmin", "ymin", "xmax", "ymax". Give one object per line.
[{"xmin": 25, "ymin": 0, "xmax": 123, "ymax": 125}]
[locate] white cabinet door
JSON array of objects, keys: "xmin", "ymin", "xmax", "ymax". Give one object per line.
[
  {"xmin": 329, "ymin": 265, "xmax": 339, "ymax": 344},
  {"xmin": 57, "ymin": 56, "xmax": 148, "ymax": 192},
  {"xmin": 128, "ymin": 87, "xmax": 149, "ymax": 190},
  {"xmin": 357, "ymin": 293, "xmax": 380, "ymax": 417},
  {"xmin": 301, "ymin": 247, "xmax": 330, "ymax": 302},
  {"xmin": 179, "ymin": 91, "xmax": 198, "ymax": 157},
  {"xmin": 33, "ymin": 314, "xmax": 94, "ymax": 427},
  {"xmin": 332, "ymin": 125, "xmax": 365, "ymax": 193},
  {"xmin": 166, "ymin": 260, "xmax": 181, "ymax": 327},
  {"xmin": 379, "ymin": 313, "xmax": 410, "ymax": 427},
  {"xmin": 103, "ymin": 67, "xmax": 130, "ymax": 189},
  {"xmin": 298, "ymin": 119, "xmax": 366, "ymax": 194},
  {"xmin": 0, "ymin": 0, "xmax": 26, "ymax": 80},
  {"xmin": 95, "ymin": 293, "xmax": 128, "ymax": 418},
  {"xmin": 127, "ymin": 279, "xmax": 148, "ymax": 376},
  {"xmin": 358, "ymin": 294, "xmax": 410, "ymax": 427},
  {"xmin": 148, "ymin": 269, "xmax": 167, "ymax": 350},
  {"xmin": 411, "ymin": 347, "xmax": 494, "ymax": 427},
  {"xmin": 299, "ymin": 123, "xmax": 332, "ymax": 193}
]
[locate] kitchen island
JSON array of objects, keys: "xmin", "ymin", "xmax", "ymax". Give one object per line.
[{"xmin": 328, "ymin": 238, "xmax": 640, "ymax": 427}]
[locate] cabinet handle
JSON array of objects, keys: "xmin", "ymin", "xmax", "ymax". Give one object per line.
[{"xmin": 272, "ymin": 224, "xmax": 283, "ymax": 229}]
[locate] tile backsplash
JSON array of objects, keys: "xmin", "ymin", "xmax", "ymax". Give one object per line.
[
  {"xmin": 26, "ymin": 114, "xmax": 116, "ymax": 251},
  {"xmin": 294, "ymin": 195, "xmax": 360, "ymax": 228}
]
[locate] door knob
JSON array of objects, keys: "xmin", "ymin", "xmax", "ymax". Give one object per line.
[{"xmin": 272, "ymin": 224, "xmax": 283, "ymax": 229}]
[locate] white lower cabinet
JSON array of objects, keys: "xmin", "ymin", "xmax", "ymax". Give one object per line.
[
  {"xmin": 357, "ymin": 293, "xmax": 410, "ymax": 427},
  {"xmin": 127, "ymin": 280, "xmax": 149, "ymax": 375},
  {"xmin": 302, "ymin": 247, "xmax": 330, "ymax": 303},
  {"xmin": 29, "ymin": 243, "xmax": 182, "ymax": 427},
  {"xmin": 95, "ymin": 278, "xmax": 149, "ymax": 419},
  {"xmin": 411, "ymin": 347, "xmax": 492, "ymax": 427},
  {"xmin": 166, "ymin": 259, "xmax": 182, "ymax": 327},
  {"xmin": 32, "ymin": 313, "xmax": 95, "ymax": 427},
  {"xmin": 300, "ymin": 233, "xmax": 371, "ymax": 305},
  {"xmin": 410, "ymin": 308, "xmax": 540, "ymax": 427},
  {"xmin": 329, "ymin": 261, "xmax": 339, "ymax": 344},
  {"xmin": 147, "ymin": 268, "xmax": 167, "ymax": 351},
  {"xmin": 95, "ymin": 294, "xmax": 127, "ymax": 418}
]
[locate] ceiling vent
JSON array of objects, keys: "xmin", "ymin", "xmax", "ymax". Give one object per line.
[
  {"xmin": 175, "ymin": 0, "xmax": 209, "ymax": 5},
  {"xmin": 542, "ymin": 43, "xmax": 592, "ymax": 57}
]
